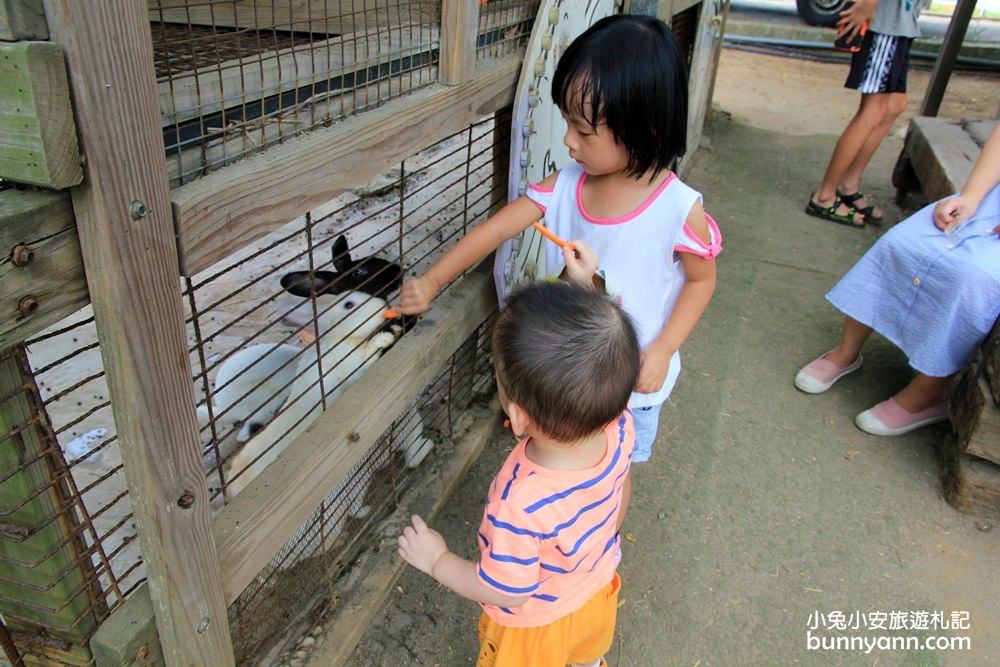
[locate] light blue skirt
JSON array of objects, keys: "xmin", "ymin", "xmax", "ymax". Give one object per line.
[{"xmin": 826, "ymin": 183, "xmax": 1000, "ymax": 377}]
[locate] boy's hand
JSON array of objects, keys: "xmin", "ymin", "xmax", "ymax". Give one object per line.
[
  {"xmin": 398, "ymin": 276, "xmax": 440, "ymax": 315},
  {"xmin": 933, "ymin": 193, "xmax": 979, "ymax": 232},
  {"xmin": 635, "ymin": 344, "xmax": 672, "ymax": 394},
  {"xmin": 398, "ymin": 515, "xmax": 448, "ymax": 576},
  {"xmin": 561, "ymin": 239, "xmax": 599, "ymax": 285},
  {"xmin": 838, "ymin": 0, "xmax": 876, "ymax": 40}
]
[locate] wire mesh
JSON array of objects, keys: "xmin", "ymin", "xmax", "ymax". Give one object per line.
[
  {"xmin": 671, "ymin": 2, "xmax": 701, "ymax": 76},
  {"xmin": 227, "ymin": 314, "xmax": 497, "ymax": 666},
  {"xmin": 476, "ymin": 0, "xmax": 540, "ymax": 60},
  {"xmin": 186, "ymin": 112, "xmax": 508, "ymax": 507},
  {"xmin": 150, "ymin": 0, "xmax": 442, "ymax": 187}
]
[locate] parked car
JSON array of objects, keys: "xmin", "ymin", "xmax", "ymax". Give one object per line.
[{"xmin": 796, "ymin": 0, "xmax": 849, "ymax": 26}]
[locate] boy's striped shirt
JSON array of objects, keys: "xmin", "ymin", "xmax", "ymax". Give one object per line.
[{"xmin": 476, "ymin": 412, "xmax": 635, "ymax": 627}]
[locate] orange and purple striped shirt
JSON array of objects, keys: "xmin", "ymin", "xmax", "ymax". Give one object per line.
[{"xmin": 476, "ymin": 411, "xmax": 635, "ymax": 627}]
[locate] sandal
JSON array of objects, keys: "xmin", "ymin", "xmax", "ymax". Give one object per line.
[
  {"xmin": 805, "ymin": 196, "xmax": 866, "ymax": 228},
  {"xmin": 837, "ymin": 190, "xmax": 884, "ymax": 226}
]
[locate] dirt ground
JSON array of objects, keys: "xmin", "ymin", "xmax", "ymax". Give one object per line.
[{"xmin": 348, "ymin": 50, "xmax": 1000, "ymax": 666}]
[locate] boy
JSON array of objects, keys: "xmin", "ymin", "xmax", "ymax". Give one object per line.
[{"xmin": 397, "ymin": 280, "xmax": 640, "ymax": 667}]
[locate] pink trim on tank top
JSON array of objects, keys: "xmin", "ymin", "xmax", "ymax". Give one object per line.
[
  {"xmin": 575, "ymin": 171, "xmax": 677, "ymax": 225},
  {"xmin": 528, "ymin": 183, "xmax": 554, "ymax": 193},
  {"xmin": 674, "ymin": 212, "xmax": 723, "ymax": 259}
]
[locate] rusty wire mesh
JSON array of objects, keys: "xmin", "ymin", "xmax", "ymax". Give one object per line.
[
  {"xmin": 1, "ymin": 333, "xmax": 137, "ymax": 666},
  {"xmin": 476, "ymin": 0, "xmax": 539, "ymax": 60},
  {"xmin": 149, "ymin": 0, "xmax": 443, "ymax": 187},
  {"xmin": 185, "ymin": 112, "xmax": 508, "ymax": 506},
  {"xmin": 227, "ymin": 315, "xmax": 496, "ymax": 666}
]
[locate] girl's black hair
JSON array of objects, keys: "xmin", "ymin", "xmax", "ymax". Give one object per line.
[{"xmin": 553, "ymin": 14, "xmax": 689, "ymax": 178}]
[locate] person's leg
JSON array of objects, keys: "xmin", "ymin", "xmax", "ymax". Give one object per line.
[
  {"xmin": 826, "ymin": 317, "xmax": 874, "ymax": 367},
  {"xmin": 893, "ymin": 373, "xmax": 953, "ymax": 413},
  {"xmin": 837, "ymin": 92, "xmax": 908, "ymax": 219},
  {"xmin": 855, "ymin": 372, "xmax": 952, "ymax": 436},
  {"xmin": 630, "ymin": 404, "xmax": 663, "ymax": 463},
  {"xmin": 795, "ymin": 317, "xmax": 871, "ymax": 393},
  {"xmin": 813, "ymin": 93, "xmax": 891, "ymax": 211}
]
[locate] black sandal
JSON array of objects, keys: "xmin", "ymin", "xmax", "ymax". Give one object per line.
[
  {"xmin": 837, "ymin": 190, "xmax": 884, "ymax": 226},
  {"xmin": 805, "ymin": 196, "xmax": 865, "ymax": 228}
]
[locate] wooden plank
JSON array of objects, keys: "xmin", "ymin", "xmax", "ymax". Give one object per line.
[
  {"xmin": 439, "ymin": 0, "xmax": 478, "ymax": 85},
  {"xmin": 679, "ymin": 0, "xmax": 716, "ymax": 176},
  {"xmin": 171, "ymin": 58, "xmax": 520, "ymax": 276},
  {"xmin": 941, "ymin": 437, "xmax": 1000, "ymax": 520},
  {"xmin": 920, "ymin": 0, "xmax": 977, "ymax": 117},
  {"xmin": 0, "ymin": 189, "xmax": 88, "ymax": 349},
  {"xmin": 0, "ymin": 0, "xmax": 48, "ymax": 41},
  {"xmin": 157, "ymin": 27, "xmax": 438, "ymax": 128},
  {"xmin": 41, "ymin": 1, "xmax": 235, "ymax": 665},
  {"xmin": 983, "ymin": 319, "xmax": 1000, "ymax": 405},
  {"xmin": 905, "ymin": 116, "xmax": 980, "ymax": 201},
  {"xmin": 0, "ymin": 347, "xmax": 99, "ymax": 665},
  {"xmin": 0, "ymin": 41, "xmax": 82, "ymax": 188},
  {"xmin": 90, "ymin": 587, "xmax": 164, "ymax": 667},
  {"xmin": 951, "ymin": 367, "xmax": 1000, "ymax": 466},
  {"xmin": 213, "ymin": 264, "xmax": 496, "ymax": 603},
  {"xmin": 305, "ymin": 406, "xmax": 500, "ymax": 667}
]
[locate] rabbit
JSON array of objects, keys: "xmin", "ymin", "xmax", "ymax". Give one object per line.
[
  {"xmin": 224, "ymin": 290, "xmax": 398, "ymax": 497},
  {"xmin": 196, "ymin": 343, "xmax": 303, "ymax": 445}
]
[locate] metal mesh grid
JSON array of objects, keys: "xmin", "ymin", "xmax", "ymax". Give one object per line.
[
  {"xmin": 150, "ymin": 0, "xmax": 442, "ymax": 187},
  {"xmin": 476, "ymin": 0, "xmax": 540, "ymax": 60},
  {"xmin": 185, "ymin": 112, "xmax": 508, "ymax": 507},
  {"xmin": 1, "ymin": 335, "xmax": 137, "ymax": 666},
  {"xmin": 227, "ymin": 314, "xmax": 496, "ymax": 666},
  {"xmin": 671, "ymin": 2, "xmax": 700, "ymax": 76}
]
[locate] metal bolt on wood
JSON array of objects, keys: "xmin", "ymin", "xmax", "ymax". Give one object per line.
[
  {"xmin": 129, "ymin": 200, "xmax": 147, "ymax": 220},
  {"xmin": 11, "ymin": 245, "xmax": 34, "ymax": 266},
  {"xmin": 17, "ymin": 297, "xmax": 38, "ymax": 316},
  {"xmin": 196, "ymin": 618, "xmax": 210, "ymax": 634},
  {"xmin": 177, "ymin": 492, "xmax": 195, "ymax": 508},
  {"xmin": 348, "ymin": 432, "xmax": 361, "ymax": 443}
]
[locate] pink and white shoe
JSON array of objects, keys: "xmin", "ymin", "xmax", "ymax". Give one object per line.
[
  {"xmin": 855, "ymin": 398, "xmax": 949, "ymax": 436},
  {"xmin": 794, "ymin": 351, "xmax": 863, "ymax": 394}
]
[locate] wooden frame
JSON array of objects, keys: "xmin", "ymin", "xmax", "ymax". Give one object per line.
[
  {"xmin": 439, "ymin": 0, "xmax": 478, "ymax": 85},
  {"xmin": 0, "ymin": 0, "xmax": 48, "ymax": 40},
  {"xmin": 42, "ymin": 1, "xmax": 234, "ymax": 664}
]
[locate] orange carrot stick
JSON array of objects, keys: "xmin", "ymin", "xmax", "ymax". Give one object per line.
[
  {"xmin": 532, "ymin": 222, "xmax": 574, "ymax": 250},
  {"xmin": 383, "ymin": 308, "xmax": 400, "ymax": 319}
]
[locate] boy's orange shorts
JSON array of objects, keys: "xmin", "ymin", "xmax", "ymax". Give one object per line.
[{"xmin": 476, "ymin": 572, "xmax": 621, "ymax": 667}]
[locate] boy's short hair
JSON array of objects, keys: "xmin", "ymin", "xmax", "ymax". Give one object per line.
[
  {"xmin": 492, "ymin": 281, "xmax": 640, "ymax": 442},
  {"xmin": 552, "ymin": 14, "xmax": 689, "ymax": 177}
]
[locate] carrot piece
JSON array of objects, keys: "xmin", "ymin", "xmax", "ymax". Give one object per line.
[
  {"xmin": 383, "ymin": 308, "xmax": 400, "ymax": 319},
  {"xmin": 532, "ymin": 222, "xmax": 574, "ymax": 250}
]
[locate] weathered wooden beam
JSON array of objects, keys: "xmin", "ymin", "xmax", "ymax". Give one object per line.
[
  {"xmin": 920, "ymin": 0, "xmax": 977, "ymax": 117},
  {"xmin": 941, "ymin": 437, "xmax": 1000, "ymax": 520},
  {"xmin": 439, "ymin": 0, "xmax": 478, "ymax": 85},
  {"xmin": 0, "ymin": 0, "xmax": 48, "ymax": 41},
  {"xmin": 951, "ymin": 367, "xmax": 1000, "ymax": 467},
  {"xmin": 0, "ymin": 41, "xmax": 81, "ymax": 188},
  {"xmin": 304, "ymin": 407, "xmax": 500, "ymax": 667},
  {"xmin": 42, "ymin": 0, "xmax": 234, "ymax": 664},
  {"xmin": 0, "ymin": 188, "xmax": 87, "ymax": 349},
  {"xmin": 0, "ymin": 347, "xmax": 101, "ymax": 666},
  {"xmin": 171, "ymin": 58, "xmax": 519, "ymax": 276},
  {"xmin": 90, "ymin": 587, "xmax": 163, "ymax": 667},
  {"xmin": 680, "ymin": 0, "xmax": 721, "ymax": 176},
  {"xmin": 213, "ymin": 264, "xmax": 496, "ymax": 603},
  {"xmin": 904, "ymin": 116, "xmax": 980, "ymax": 202}
]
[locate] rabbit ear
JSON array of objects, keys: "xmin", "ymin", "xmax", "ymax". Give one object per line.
[
  {"xmin": 280, "ymin": 270, "xmax": 338, "ymax": 297},
  {"xmin": 332, "ymin": 235, "xmax": 353, "ymax": 273}
]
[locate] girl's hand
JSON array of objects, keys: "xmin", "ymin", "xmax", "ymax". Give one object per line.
[
  {"xmin": 635, "ymin": 345, "xmax": 672, "ymax": 394},
  {"xmin": 398, "ymin": 515, "xmax": 448, "ymax": 576},
  {"xmin": 398, "ymin": 276, "xmax": 440, "ymax": 315},
  {"xmin": 562, "ymin": 239, "xmax": 599, "ymax": 285},
  {"xmin": 933, "ymin": 193, "xmax": 980, "ymax": 232}
]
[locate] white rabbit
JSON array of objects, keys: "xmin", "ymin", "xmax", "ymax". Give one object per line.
[
  {"xmin": 196, "ymin": 343, "xmax": 303, "ymax": 444},
  {"xmin": 225, "ymin": 291, "xmax": 397, "ymax": 496}
]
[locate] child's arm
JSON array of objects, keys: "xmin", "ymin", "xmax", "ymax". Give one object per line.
[
  {"xmin": 560, "ymin": 239, "xmax": 602, "ymax": 288},
  {"xmin": 933, "ymin": 124, "xmax": 1000, "ymax": 232},
  {"xmin": 397, "ymin": 515, "xmax": 530, "ymax": 607},
  {"xmin": 398, "ymin": 172, "xmax": 559, "ymax": 314},
  {"xmin": 635, "ymin": 202, "xmax": 718, "ymax": 394},
  {"xmin": 616, "ymin": 471, "xmax": 632, "ymax": 531}
]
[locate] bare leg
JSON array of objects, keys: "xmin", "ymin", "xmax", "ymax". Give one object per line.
[
  {"xmin": 813, "ymin": 93, "xmax": 891, "ymax": 213},
  {"xmin": 838, "ymin": 93, "xmax": 908, "ymax": 219},
  {"xmin": 894, "ymin": 373, "xmax": 953, "ymax": 413},
  {"xmin": 826, "ymin": 317, "xmax": 873, "ymax": 367}
]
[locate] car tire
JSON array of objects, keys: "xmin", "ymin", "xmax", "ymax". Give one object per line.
[{"xmin": 796, "ymin": 0, "xmax": 849, "ymax": 27}]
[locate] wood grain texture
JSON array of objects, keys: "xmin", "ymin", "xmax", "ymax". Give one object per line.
[
  {"xmin": 0, "ymin": 41, "xmax": 82, "ymax": 188},
  {"xmin": 0, "ymin": 0, "xmax": 48, "ymax": 40},
  {"xmin": 213, "ymin": 264, "xmax": 496, "ymax": 603},
  {"xmin": 941, "ymin": 437, "xmax": 1000, "ymax": 519},
  {"xmin": 42, "ymin": 1, "xmax": 234, "ymax": 664},
  {"xmin": 983, "ymin": 319, "xmax": 1000, "ymax": 405},
  {"xmin": 90, "ymin": 587, "xmax": 164, "ymax": 667},
  {"xmin": 679, "ymin": 0, "xmax": 720, "ymax": 177},
  {"xmin": 0, "ymin": 188, "xmax": 88, "ymax": 348},
  {"xmin": 951, "ymin": 367, "xmax": 1000, "ymax": 467},
  {"xmin": 905, "ymin": 116, "xmax": 980, "ymax": 201},
  {"xmin": 171, "ymin": 58, "xmax": 519, "ymax": 276},
  {"xmin": 439, "ymin": 0, "xmax": 478, "ymax": 85},
  {"xmin": 0, "ymin": 347, "xmax": 99, "ymax": 664},
  {"xmin": 304, "ymin": 407, "xmax": 500, "ymax": 667}
]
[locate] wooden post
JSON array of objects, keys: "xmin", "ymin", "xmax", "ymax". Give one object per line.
[
  {"xmin": 439, "ymin": 0, "xmax": 478, "ymax": 85},
  {"xmin": 41, "ymin": 1, "xmax": 234, "ymax": 665},
  {"xmin": 0, "ymin": 346, "xmax": 101, "ymax": 666},
  {"xmin": 0, "ymin": 0, "xmax": 48, "ymax": 41},
  {"xmin": 920, "ymin": 0, "xmax": 977, "ymax": 117}
]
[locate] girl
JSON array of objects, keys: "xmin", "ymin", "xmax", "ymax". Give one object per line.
[
  {"xmin": 795, "ymin": 124, "xmax": 1000, "ymax": 436},
  {"xmin": 399, "ymin": 14, "xmax": 722, "ymax": 462}
]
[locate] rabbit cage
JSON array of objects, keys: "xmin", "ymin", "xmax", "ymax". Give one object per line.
[{"xmin": 0, "ymin": 0, "xmax": 726, "ymax": 665}]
